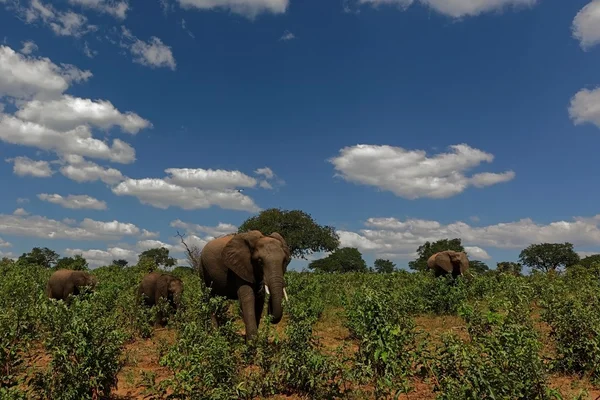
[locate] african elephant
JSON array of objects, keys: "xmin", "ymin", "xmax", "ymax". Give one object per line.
[
  {"xmin": 427, "ymin": 250, "xmax": 469, "ymax": 278},
  {"xmin": 46, "ymin": 269, "xmax": 98, "ymax": 302},
  {"xmin": 199, "ymin": 230, "xmax": 290, "ymax": 341},
  {"xmin": 137, "ymin": 272, "xmax": 184, "ymax": 325}
]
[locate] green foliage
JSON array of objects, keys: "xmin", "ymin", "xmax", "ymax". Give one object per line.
[
  {"xmin": 373, "ymin": 258, "xmax": 396, "ymax": 273},
  {"xmin": 308, "ymin": 247, "xmax": 367, "ymax": 273},
  {"xmin": 138, "ymin": 247, "xmax": 176, "ymax": 270},
  {"xmin": 112, "ymin": 259, "xmax": 129, "ymax": 267},
  {"xmin": 518, "ymin": 242, "xmax": 580, "ymax": 273},
  {"xmin": 409, "ymin": 238, "xmax": 464, "ymax": 272},
  {"xmin": 468, "ymin": 260, "xmax": 489, "ymax": 274},
  {"xmin": 17, "ymin": 247, "xmax": 59, "ymax": 268},
  {"xmin": 496, "ymin": 261, "xmax": 523, "ymax": 275},
  {"xmin": 578, "ymin": 254, "xmax": 600, "ymax": 268},
  {"xmin": 238, "ymin": 208, "xmax": 340, "ymax": 259},
  {"xmin": 55, "ymin": 254, "xmax": 88, "ymax": 271}
]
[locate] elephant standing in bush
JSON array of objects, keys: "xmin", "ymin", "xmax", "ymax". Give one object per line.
[
  {"xmin": 46, "ymin": 269, "xmax": 98, "ymax": 302},
  {"xmin": 427, "ymin": 250, "xmax": 469, "ymax": 279},
  {"xmin": 200, "ymin": 230, "xmax": 290, "ymax": 341},
  {"xmin": 137, "ymin": 272, "xmax": 184, "ymax": 325}
]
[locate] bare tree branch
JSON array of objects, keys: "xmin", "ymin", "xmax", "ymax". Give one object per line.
[{"xmin": 175, "ymin": 230, "xmax": 202, "ymax": 273}]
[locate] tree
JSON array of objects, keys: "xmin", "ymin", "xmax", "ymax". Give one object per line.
[
  {"xmin": 112, "ymin": 259, "xmax": 129, "ymax": 268},
  {"xmin": 496, "ymin": 261, "xmax": 523, "ymax": 275},
  {"xmin": 308, "ymin": 247, "xmax": 367, "ymax": 273},
  {"xmin": 238, "ymin": 208, "xmax": 340, "ymax": 259},
  {"xmin": 56, "ymin": 255, "xmax": 88, "ymax": 271},
  {"xmin": 579, "ymin": 254, "xmax": 600, "ymax": 268},
  {"xmin": 17, "ymin": 247, "xmax": 59, "ymax": 268},
  {"xmin": 374, "ymin": 258, "xmax": 396, "ymax": 273},
  {"xmin": 408, "ymin": 238, "xmax": 464, "ymax": 272},
  {"xmin": 518, "ymin": 242, "xmax": 580, "ymax": 273},
  {"xmin": 469, "ymin": 260, "xmax": 489, "ymax": 274},
  {"xmin": 137, "ymin": 247, "xmax": 176, "ymax": 270}
]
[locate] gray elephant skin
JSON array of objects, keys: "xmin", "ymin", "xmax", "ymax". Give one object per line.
[
  {"xmin": 137, "ymin": 272, "xmax": 184, "ymax": 324},
  {"xmin": 200, "ymin": 230, "xmax": 290, "ymax": 341},
  {"xmin": 427, "ymin": 250, "xmax": 469, "ymax": 278},
  {"xmin": 46, "ymin": 269, "xmax": 98, "ymax": 302}
]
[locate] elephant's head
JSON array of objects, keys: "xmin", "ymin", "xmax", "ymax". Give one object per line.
[
  {"xmin": 428, "ymin": 250, "xmax": 469, "ymax": 276},
  {"xmin": 222, "ymin": 230, "xmax": 291, "ymax": 324},
  {"xmin": 168, "ymin": 277, "xmax": 184, "ymax": 309}
]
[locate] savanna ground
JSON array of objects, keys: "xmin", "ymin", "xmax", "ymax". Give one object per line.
[{"xmin": 2, "ymin": 261, "xmax": 600, "ymax": 399}]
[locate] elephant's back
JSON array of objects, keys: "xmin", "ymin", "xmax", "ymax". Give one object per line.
[{"xmin": 200, "ymin": 234, "xmax": 234, "ymax": 295}]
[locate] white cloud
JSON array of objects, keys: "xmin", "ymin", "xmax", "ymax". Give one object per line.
[
  {"xmin": 0, "ymin": 114, "xmax": 136, "ymax": 163},
  {"xmin": 279, "ymin": 30, "xmax": 295, "ymax": 41},
  {"xmin": 57, "ymin": 155, "xmax": 125, "ymax": 184},
  {"xmin": 569, "ymin": 87, "xmax": 600, "ymax": 129},
  {"xmin": 177, "ymin": 0, "xmax": 289, "ymax": 18},
  {"xmin": 83, "ymin": 41, "xmax": 98, "ymax": 58},
  {"xmin": 136, "ymin": 239, "xmax": 173, "ymax": 250},
  {"xmin": 338, "ymin": 215, "xmax": 600, "ymax": 261},
  {"xmin": 16, "ymin": 94, "xmax": 152, "ymax": 134},
  {"xmin": 140, "ymin": 229, "xmax": 160, "ymax": 238},
  {"xmin": 0, "ymin": 237, "xmax": 12, "ymax": 247},
  {"xmin": 37, "ymin": 193, "xmax": 107, "ymax": 210},
  {"xmin": 0, "ymin": 213, "xmax": 144, "ymax": 241},
  {"xmin": 170, "ymin": 219, "xmax": 237, "ymax": 237},
  {"xmin": 112, "ymin": 178, "xmax": 261, "ymax": 212},
  {"xmin": 68, "ymin": 0, "xmax": 129, "ymax": 20},
  {"xmin": 25, "ymin": 0, "xmax": 97, "ymax": 38},
  {"xmin": 6, "ymin": 156, "xmax": 54, "ymax": 177},
  {"xmin": 259, "ymin": 180, "xmax": 273, "ymax": 189},
  {"xmin": 20, "ymin": 40, "xmax": 38, "ymax": 55},
  {"xmin": 165, "ymin": 167, "xmax": 257, "ymax": 189},
  {"xmin": 254, "ymin": 166, "xmax": 274, "ymax": 179},
  {"xmin": 0, "ymin": 45, "xmax": 92, "ymax": 100},
  {"xmin": 121, "ymin": 27, "xmax": 176, "ymax": 70},
  {"xmin": 329, "ymin": 143, "xmax": 515, "ymax": 199},
  {"xmin": 13, "ymin": 208, "xmax": 29, "ymax": 216},
  {"xmin": 572, "ymin": 0, "xmax": 600, "ymax": 50},
  {"xmin": 16, "ymin": 198, "xmax": 29, "ymax": 204},
  {"xmin": 464, "ymin": 246, "xmax": 491, "ymax": 260},
  {"xmin": 65, "ymin": 246, "xmax": 138, "ymax": 267},
  {"xmin": 357, "ymin": 0, "xmax": 537, "ymax": 18}
]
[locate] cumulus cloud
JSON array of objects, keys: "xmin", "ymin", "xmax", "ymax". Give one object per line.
[
  {"xmin": 165, "ymin": 168, "xmax": 257, "ymax": 189},
  {"xmin": 569, "ymin": 87, "xmax": 600, "ymax": 129},
  {"xmin": 177, "ymin": 0, "xmax": 288, "ymax": 18},
  {"xmin": 356, "ymin": 0, "xmax": 538, "ymax": 18},
  {"xmin": 140, "ymin": 229, "xmax": 159, "ymax": 238},
  {"xmin": 464, "ymin": 246, "xmax": 491, "ymax": 260},
  {"xmin": 65, "ymin": 246, "xmax": 138, "ymax": 267},
  {"xmin": 329, "ymin": 143, "xmax": 515, "ymax": 199},
  {"xmin": 20, "ymin": 40, "xmax": 38, "ymax": 55},
  {"xmin": 255, "ymin": 167, "xmax": 274, "ymax": 179},
  {"xmin": 16, "ymin": 94, "xmax": 151, "ymax": 134},
  {"xmin": 58, "ymin": 156, "xmax": 126, "ymax": 184},
  {"xmin": 0, "ymin": 45, "xmax": 92, "ymax": 100},
  {"xmin": 338, "ymin": 214, "xmax": 600, "ymax": 261},
  {"xmin": 0, "ymin": 213, "xmax": 145, "ymax": 241},
  {"xmin": 0, "ymin": 114, "xmax": 136, "ymax": 163},
  {"xmin": 121, "ymin": 27, "xmax": 176, "ymax": 70},
  {"xmin": 13, "ymin": 208, "xmax": 29, "ymax": 216},
  {"xmin": 170, "ymin": 219, "xmax": 237, "ymax": 237},
  {"xmin": 572, "ymin": 0, "xmax": 600, "ymax": 50},
  {"xmin": 112, "ymin": 178, "xmax": 261, "ymax": 212},
  {"xmin": 68, "ymin": 0, "xmax": 129, "ymax": 19},
  {"xmin": 136, "ymin": 239, "xmax": 173, "ymax": 251},
  {"xmin": 0, "ymin": 237, "xmax": 12, "ymax": 247},
  {"xmin": 37, "ymin": 193, "xmax": 107, "ymax": 210},
  {"xmin": 6, "ymin": 156, "xmax": 54, "ymax": 177},
  {"xmin": 25, "ymin": 0, "xmax": 97, "ymax": 38}
]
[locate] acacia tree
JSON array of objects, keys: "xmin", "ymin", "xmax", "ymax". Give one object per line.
[
  {"xmin": 112, "ymin": 259, "xmax": 129, "ymax": 268},
  {"xmin": 308, "ymin": 247, "xmax": 367, "ymax": 273},
  {"xmin": 374, "ymin": 258, "xmax": 396, "ymax": 273},
  {"xmin": 137, "ymin": 247, "xmax": 176, "ymax": 271},
  {"xmin": 56, "ymin": 255, "xmax": 89, "ymax": 271},
  {"xmin": 408, "ymin": 238, "xmax": 464, "ymax": 272},
  {"xmin": 518, "ymin": 242, "xmax": 580, "ymax": 273},
  {"xmin": 496, "ymin": 261, "xmax": 523, "ymax": 275},
  {"xmin": 469, "ymin": 260, "xmax": 489, "ymax": 274},
  {"xmin": 17, "ymin": 247, "xmax": 59, "ymax": 268},
  {"xmin": 238, "ymin": 208, "xmax": 340, "ymax": 259},
  {"xmin": 579, "ymin": 254, "xmax": 600, "ymax": 268}
]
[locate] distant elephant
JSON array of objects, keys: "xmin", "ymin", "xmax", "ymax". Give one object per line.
[
  {"xmin": 427, "ymin": 250, "xmax": 469, "ymax": 279},
  {"xmin": 137, "ymin": 272, "xmax": 184, "ymax": 325},
  {"xmin": 46, "ymin": 269, "xmax": 98, "ymax": 302},
  {"xmin": 199, "ymin": 230, "xmax": 290, "ymax": 341}
]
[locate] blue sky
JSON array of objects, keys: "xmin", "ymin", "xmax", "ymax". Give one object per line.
[{"xmin": 1, "ymin": 0, "xmax": 600, "ymax": 272}]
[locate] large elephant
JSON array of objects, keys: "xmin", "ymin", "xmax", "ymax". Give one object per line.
[
  {"xmin": 137, "ymin": 272, "xmax": 184, "ymax": 325},
  {"xmin": 46, "ymin": 269, "xmax": 98, "ymax": 302},
  {"xmin": 427, "ymin": 250, "xmax": 469, "ymax": 278},
  {"xmin": 199, "ymin": 230, "xmax": 290, "ymax": 341}
]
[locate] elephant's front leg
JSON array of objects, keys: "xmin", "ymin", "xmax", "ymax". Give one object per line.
[
  {"xmin": 237, "ymin": 284, "xmax": 258, "ymax": 341},
  {"xmin": 254, "ymin": 286, "xmax": 265, "ymax": 329}
]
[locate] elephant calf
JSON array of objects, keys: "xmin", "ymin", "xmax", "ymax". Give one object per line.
[
  {"xmin": 46, "ymin": 269, "xmax": 98, "ymax": 302},
  {"xmin": 427, "ymin": 250, "xmax": 470, "ymax": 279},
  {"xmin": 137, "ymin": 272, "xmax": 184, "ymax": 325}
]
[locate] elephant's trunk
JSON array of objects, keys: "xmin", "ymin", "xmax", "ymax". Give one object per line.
[{"xmin": 266, "ymin": 274, "xmax": 284, "ymax": 324}]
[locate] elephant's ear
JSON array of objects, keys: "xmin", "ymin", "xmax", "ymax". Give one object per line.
[
  {"xmin": 268, "ymin": 232, "xmax": 291, "ymax": 270},
  {"xmin": 435, "ymin": 252, "xmax": 453, "ymax": 273},
  {"xmin": 458, "ymin": 252, "xmax": 469, "ymax": 274},
  {"xmin": 222, "ymin": 230, "xmax": 263, "ymax": 284}
]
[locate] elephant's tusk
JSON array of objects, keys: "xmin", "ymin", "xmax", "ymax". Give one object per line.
[
  {"xmin": 265, "ymin": 285, "xmax": 270, "ymax": 295},
  {"xmin": 283, "ymin": 287, "xmax": 289, "ymax": 302}
]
